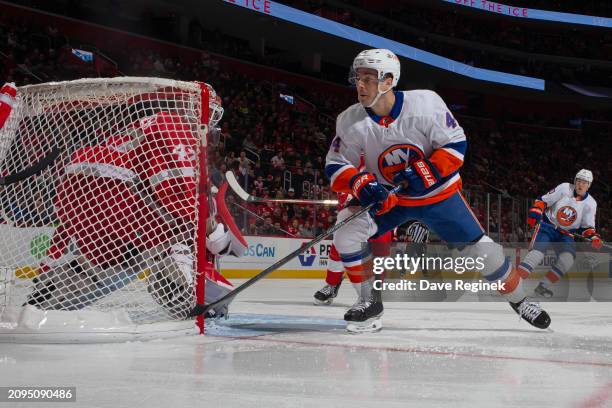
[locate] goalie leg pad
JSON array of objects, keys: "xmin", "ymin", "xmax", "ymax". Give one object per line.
[
  {"xmin": 206, "ymin": 223, "xmax": 231, "ymax": 255},
  {"xmin": 205, "ymin": 221, "xmax": 247, "ymax": 257},
  {"xmin": 202, "ymin": 274, "xmax": 233, "ymax": 318},
  {"xmin": 27, "ymin": 253, "xmax": 144, "ymax": 311},
  {"xmin": 214, "ymin": 182, "xmax": 248, "ymax": 257},
  {"xmin": 147, "ymin": 244, "xmax": 195, "ymax": 319}
]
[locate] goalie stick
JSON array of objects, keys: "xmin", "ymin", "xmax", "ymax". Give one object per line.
[
  {"xmin": 225, "ymin": 170, "xmax": 338, "ymax": 206},
  {"xmin": 189, "ymin": 183, "xmax": 401, "ymax": 317}
]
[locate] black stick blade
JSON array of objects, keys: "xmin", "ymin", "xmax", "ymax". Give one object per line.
[{"xmin": 189, "ymin": 303, "xmax": 208, "ymax": 317}]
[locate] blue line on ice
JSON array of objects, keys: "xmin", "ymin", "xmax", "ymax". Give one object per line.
[{"xmin": 205, "ymin": 313, "xmax": 346, "ymax": 337}]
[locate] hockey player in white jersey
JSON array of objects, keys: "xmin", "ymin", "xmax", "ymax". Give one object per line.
[
  {"xmin": 326, "ymin": 49, "xmax": 550, "ymax": 333},
  {"xmin": 518, "ymin": 169, "xmax": 601, "ymax": 298}
]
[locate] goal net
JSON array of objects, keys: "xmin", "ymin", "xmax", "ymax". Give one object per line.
[{"xmin": 0, "ymin": 77, "xmax": 213, "ymax": 342}]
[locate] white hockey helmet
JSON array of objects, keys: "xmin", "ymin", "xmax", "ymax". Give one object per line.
[
  {"xmin": 575, "ymin": 169, "xmax": 593, "ymax": 184},
  {"xmin": 349, "ymin": 49, "xmax": 401, "ymax": 88}
]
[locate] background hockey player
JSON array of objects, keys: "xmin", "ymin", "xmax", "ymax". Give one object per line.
[
  {"xmin": 313, "ymin": 227, "xmax": 392, "ymax": 305},
  {"xmin": 315, "ymin": 202, "xmax": 432, "ymax": 303},
  {"xmin": 325, "ymin": 48, "xmax": 550, "ymax": 333},
  {"xmin": 28, "ymin": 85, "xmax": 246, "ymax": 319},
  {"xmin": 314, "ymin": 159, "xmax": 392, "ymax": 306},
  {"xmin": 518, "ymin": 169, "xmax": 601, "ymax": 298}
]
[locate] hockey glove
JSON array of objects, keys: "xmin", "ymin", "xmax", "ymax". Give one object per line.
[
  {"xmin": 349, "ymin": 172, "xmax": 397, "ymax": 215},
  {"xmin": 582, "ymin": 228, "xmax": 603, "ymax": 250},
  {"xmin": 527, "ymin": 200, "xmax": 546, "ymax": 227},
  {"xmin": 392, "ymin": 159, "xmax": 441, "ymax": 196}
]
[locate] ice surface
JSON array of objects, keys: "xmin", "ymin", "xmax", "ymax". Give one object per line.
[{"xmin": 1, "ymin": 279, "xmax": 611, "ymax": 408}]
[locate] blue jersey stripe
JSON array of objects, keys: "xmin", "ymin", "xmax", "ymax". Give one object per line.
[
  {"xmin": 365, "ymin": 91, "xmax": 404, "ymax": 124},
  {"xmin": 325, "ymin": 163, "xmax": 345, "ymax": 180},
  {"xmin": 485, "ymin": 258, "xmax": 510, "ymax": 282},
  {"xmin": 442, "ymin": 140, "xmax": 467, "ymax": 156}
]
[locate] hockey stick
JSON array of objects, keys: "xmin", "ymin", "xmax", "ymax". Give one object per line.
[
  {"xmin": 0, "ymin": 147, "xmax": 61, "ymax": 186},
  {"xmin": 189, "ymin": 184, "xmax": 402, "ymax": 317},
  {"xmin": 541, "ymin": 221, "xmax": 612, "ymax": 250},
  {"xmin": 0, "ymin": 147, "xmax": 62, "ymax": 224},
  {"xmin": 225, "ymin": 170, "xmax": 339, "ymax": 206}
]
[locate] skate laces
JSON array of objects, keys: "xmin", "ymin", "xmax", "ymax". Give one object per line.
[
  {"xmin": 350, "ymin": 296, "xmax": 369, "ymax": 311},
  {"xmin": 320, "ymin": 285, "xmax": 334, "ymax": 296},
  {"xmin": 517, "ymin": 299, "xmax": 542, "ymax": 322},
  {"xmin": 353, "ymin": 293, "xmax": 378, "ymax": 312}
]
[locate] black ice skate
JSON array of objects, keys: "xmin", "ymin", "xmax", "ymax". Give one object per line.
[
  {"xmin": 313, "ymin": 279, "xmax": 343, "ymax": 305},
  {"xmin": 533, "ymin": 282, "xmax": 553, "ymax": 298},
  {"xmin": 344, "ymin": 290, "xmax": 383, "ymax": 334},
  {"xmin": 510, "ymin": 298, "xmax": 551, "ymax": 329}
]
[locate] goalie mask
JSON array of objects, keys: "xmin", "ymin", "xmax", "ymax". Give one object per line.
[{"xmin": 203, "ymin": 82, "xmax": 224, "ymax": 129}]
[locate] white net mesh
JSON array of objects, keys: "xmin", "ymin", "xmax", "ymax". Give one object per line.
[{"xmin": 0, "ymin": 77, "xmax": 209, "ymax": 341}]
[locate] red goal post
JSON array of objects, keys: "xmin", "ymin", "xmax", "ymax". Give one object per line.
[{"xmin": 0, "ymin": 77, "xmax": 215, "ymax": 342}]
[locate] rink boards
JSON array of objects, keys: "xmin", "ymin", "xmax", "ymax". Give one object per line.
[
  {"xmin": 1, "ymin": 227, "xmax": 609, "ymax": 281},
  {"xmin": 220, "ymin": 236, "xmax": 610, "ymax": 279}
]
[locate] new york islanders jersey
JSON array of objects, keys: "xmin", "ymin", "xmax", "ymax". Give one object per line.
[
  {"xmin": 325, "ymin": 90, "xmax": 466, "ymax": 206},
  {"xmin": 540, "ymin": 182, "xmax": 597, "ymax": 231}
]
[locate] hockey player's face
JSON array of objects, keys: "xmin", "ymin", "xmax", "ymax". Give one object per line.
[
  {"xmin": 575, "ymin": 179, "xmax": 590, "ymax": 196},
  {"xmin": 354, "ymin": 68, "xmax": 380, "ymax": 105}
]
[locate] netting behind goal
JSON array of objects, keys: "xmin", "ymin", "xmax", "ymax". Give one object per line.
[{"xmin": 0, "ymin": 77, "xmax": 210, "ymax": 342}]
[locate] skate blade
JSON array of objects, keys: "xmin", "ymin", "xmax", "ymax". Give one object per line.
[
  {"xmin": 313, "ymin": 298, "xmax": 333, "ymax": 306},
  {"xmin": 346, "ymin": 316, "xmax": 383, "ymax": 334}
]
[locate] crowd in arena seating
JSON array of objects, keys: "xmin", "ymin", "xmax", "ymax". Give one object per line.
[
  {"xmin": 15, "ymin": 0, "xmax": 612, "ymax": 88},
  {"xmin": 0, "ymin": 11, "xmax": 609, "ymax": 242},
  {"xmin": 282, "ymin": 0, "xmax": 612, "ymax": 86}
]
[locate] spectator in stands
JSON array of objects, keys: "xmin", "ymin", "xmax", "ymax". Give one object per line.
[
  {"xmin": 1, "ymin": 11, "xmax": 609, "ymax": 242},
  {"xmin": 271, "ymin": 151, "xmax": 284, "ymax": 168}
]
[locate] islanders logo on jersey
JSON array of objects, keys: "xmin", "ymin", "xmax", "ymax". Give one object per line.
[
  {"xmin": 556, "ymin": 206, "xmax": 578, "ymax": 227},
  {"xmin": 377, "ymin": 144, "xmax": 424, "ymax": 184}
]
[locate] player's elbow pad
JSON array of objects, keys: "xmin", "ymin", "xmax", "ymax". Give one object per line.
[
  {"xmin": 428, "ymin": 145, "xmax": 465, "ymax": 177},
  {"xmin": 327, "ymin": 164, "xmax": 358, "ymax": 193},
  {"xmin": 533, "ymin": 200, "xmax": 546, "ymax": 212}
]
